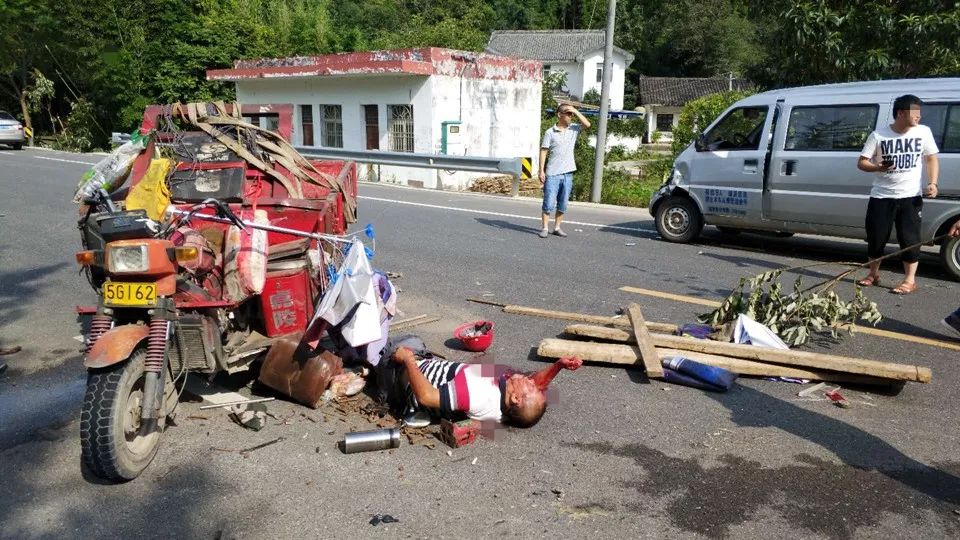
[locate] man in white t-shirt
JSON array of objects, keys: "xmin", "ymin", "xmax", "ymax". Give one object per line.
[{"xmin": 856, "ymin": 94, "xmax": 940, "ymax": 294}]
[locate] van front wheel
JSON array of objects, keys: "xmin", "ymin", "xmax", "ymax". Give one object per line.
[
  {"xmin": 940, "ymin": 234, "xmax": 960, "ymax": 281},
  {"xmin": 655, "ymin": 196, "xmax": 703, "ymax": 243}
]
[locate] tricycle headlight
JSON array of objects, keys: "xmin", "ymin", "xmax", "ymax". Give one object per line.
[{"xmin": 108, "ymin": 245, "xmax": 149, "ymax": 273}]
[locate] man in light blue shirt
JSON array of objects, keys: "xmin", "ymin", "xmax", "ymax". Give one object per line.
[{"xmin": 538, "ymin": 104, "xmax": 591, "ymax": 238}]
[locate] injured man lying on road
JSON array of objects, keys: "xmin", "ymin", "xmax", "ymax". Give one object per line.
[{"xmin": 373, "ymin": 335, "xmax": 581, "ymax": 428}]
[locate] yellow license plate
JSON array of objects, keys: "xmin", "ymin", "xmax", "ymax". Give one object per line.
[{"xmin": 103, "ymin": 282, "xmax": 157, "ymax": 306}]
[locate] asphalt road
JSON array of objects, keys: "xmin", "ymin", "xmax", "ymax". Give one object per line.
[{"xmin": 1, "ymin": 147, "xmax": 959, "ymax": 539}]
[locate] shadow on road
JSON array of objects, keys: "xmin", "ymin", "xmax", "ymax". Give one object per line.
[
  {"xmin": 0, "ymin": 261, "xmax": 69, "ymax": 328},
  {"xmin": 474, "ymin": 217, "xmax": 541, "ymax": 235},
  {"xmin": 570, "ymin": 384, "xmax": 960, "ymax": 539}
]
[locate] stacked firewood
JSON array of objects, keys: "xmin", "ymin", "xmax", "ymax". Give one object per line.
[{"xmin": 468, "ymin": 176, "xmax": 542, "ymax": 195}]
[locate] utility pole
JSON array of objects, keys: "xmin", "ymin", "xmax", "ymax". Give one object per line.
[{"xmin": 590, "ymin": 0, "xmax": 617, "ymax": 203}]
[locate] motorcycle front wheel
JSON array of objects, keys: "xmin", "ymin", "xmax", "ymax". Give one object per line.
[{"xmin": 80, "ymin": 348, "xmax": 164, "ymax": 481}]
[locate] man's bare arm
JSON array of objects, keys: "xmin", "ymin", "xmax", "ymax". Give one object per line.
[
  {"xmin": 858, "ymin": 156, "xmax": 889, "ymax": 173},
  {"xmin": 530, "ymin": 357, "xmax": 582, "ymax": 391},
  {"xmin": 393, "ymin": 348, "xmax": 440, "ymax": 408},
  {"xmin": 571, "ymin": 107, "xmax": 592, "ymax": 129},
  {"xmin": 538, "ymin": 148, "xmax": 549, "ymax": 182},
  {"xmin": 924, "ymin": 154, "xmax": 940, "ymax": 197}
]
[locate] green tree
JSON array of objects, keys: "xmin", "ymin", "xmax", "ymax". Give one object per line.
[
  {"xmin": 749, "ymin": 0, "xmax": 960, "ymax": 87},
  {"xmin": 0, "ymin": 1, "xmax": 58, "ymax": 133}
]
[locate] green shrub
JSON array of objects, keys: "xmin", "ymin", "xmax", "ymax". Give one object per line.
[
  {"xmin": 582, "ymin": 88, "xmax": 601, "ymax": 105},
  {"xmin": 52, "ymin": 98, "xmax": 97, "ymax": 152}
]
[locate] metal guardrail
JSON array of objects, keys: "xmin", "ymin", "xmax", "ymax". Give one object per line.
[{"xmin": 294, "ymin": 146, "xmax": 524, "ymax": 196}]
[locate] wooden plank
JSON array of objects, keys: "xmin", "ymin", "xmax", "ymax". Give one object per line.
[
  {"xmin": 501, "ymin": 305, "xmax": 677, "ymax": 333},
  {"xmin": 564, "ymin": 324, "xmax": 634, "ymax": 342},
  {"xmin": 651, "ymin": 333, "xmax": 930, "ymax": 383},
  {"xmin": 537, "ymin": 338, "xmax": 896, "ymax": 386},
  {"xmin": 390, "ymin": 315, "xmax": 441, "ymax": 332},
  {"xmin": 626, "ymin": 303, "xmax": 664, "ymax": 378},
  {"xmin": 561, "ymin": 323, "xmax": 931, "ymax": 383}
]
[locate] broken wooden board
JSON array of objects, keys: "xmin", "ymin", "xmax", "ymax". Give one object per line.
[
  {"xmin": 537, "ymin": 338, "xmax": 897, "ymax": 386},
  {"xmin": 560, "ymin": 324, "xmax": 931, "ymax": 383},
  {"xmin": 626, "ymin": 303, "xmax": 664, "ymax": 378},
  {"xmin": 498, "ymin": 304, "xmax": 677, "ymax": 333},
  {"xmin": 390, "ymin": 315, "xmax": 441, "ymax": 333}
]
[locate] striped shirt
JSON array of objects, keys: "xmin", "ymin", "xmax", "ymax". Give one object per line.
[{"xmin": 409, "ymin": 358, "xmax": 505, "ymax": 423}]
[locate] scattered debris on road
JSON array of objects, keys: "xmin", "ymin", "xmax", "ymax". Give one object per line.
[
  {"xmin": 368, "ymin": 514, "xmax": 400, "ymax": 526},
  {"xmin": 240, "ymin": 436, "xmax": 285, "ymax": 456},
  {"xmin": 505, "ymin": 298, "xmax": 931, "ymax": 394}
]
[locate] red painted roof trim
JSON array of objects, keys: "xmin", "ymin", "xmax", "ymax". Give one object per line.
[{"xmin": 207, "ymin": 47, "xmax": 542, "ymax": 83}]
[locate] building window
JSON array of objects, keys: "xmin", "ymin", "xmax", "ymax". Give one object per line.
[
  {"xmin": 320, "ymin": 105, "xmax": 343, "ymax": 148},
  {"xmin": 299, "ymin": 105, "xmax": 314, "ymax": 146},
  {"xmin": 388, "ymin": 105, "xmax": 414, "ymax": 153},
  {"xmin": 265, "ymin": 116, "xmax": 280, "ymax": 133},
  {"xmin": 784, "ymin": 105, "xmax": 877, "ymax": 151},
  {"xmin": 596, "ymin": 65, "xmax": 603, "ymax": 83},
  {"xmin": 363, "ymin": 105, "xmax": 379, "ymax": 150},
  {"xmin": 656, "ymin": 113, "xmax": 674, "ymax": 133},
  {"xmin": 543, "ymin": 64, "xmax": 551, "ymax": 79}
]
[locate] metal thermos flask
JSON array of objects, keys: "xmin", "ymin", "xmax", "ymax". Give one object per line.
[{"xmin": 342, "ymin": 428, "xmax": 401, "ymax": 454}]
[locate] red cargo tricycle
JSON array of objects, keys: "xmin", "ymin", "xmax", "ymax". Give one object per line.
[{"xmin": 75, "ymin": 103, "xmax": 358, "ymax": 481}]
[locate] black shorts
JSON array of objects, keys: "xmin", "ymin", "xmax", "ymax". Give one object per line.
[{"xmin": 864, "ymin": 196, "xmax": 923, "ymax": 263}]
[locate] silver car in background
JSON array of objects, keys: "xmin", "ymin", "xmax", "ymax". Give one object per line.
[
  {"xmin": 649, "ymin": 78, "xmax": 960, "ymax": 280},
  {"xmin": 0, "ymin": 111, "xmax": 25, "ymax": 150}
]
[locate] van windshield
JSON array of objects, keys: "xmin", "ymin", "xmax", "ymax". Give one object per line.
[{"xmin": 703, "ymin": 107, "xmax": 768, "ymax": 151}]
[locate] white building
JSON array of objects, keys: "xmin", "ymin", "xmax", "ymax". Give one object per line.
[
  {"xmin": 206, "ymin": 48, "xmax": 542, "ymax": 190},
  {"xmin": 486, "ymin": 30, "xmax": 634, "ymax": 111},
  {"xmin": 638, "ymin": 76, "xmax": 753, "ymax": 143}
]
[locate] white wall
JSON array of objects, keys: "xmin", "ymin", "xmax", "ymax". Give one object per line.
[
  {"xmin": 234, "ymin": 75, "xmax": 437, "ymax": 186},
  {"xmin": 645, "ymin": 105, "xmax": 682, "ymax": 142},
  {"xmin": 578, "ymin": 51, "xmax": 628, "ymax": 111},
  {"xmin": 545, "ymin": 61, "xmax": 581, "ymax": 100},
  {"xmin": 233, "ymin": 71, "xmax": 542, "ymax": 190},
  {"xmin": 587, "ymin": 133, "xmax": 642, "ymax": 153},
  {"xmin": 429, "ymin": 74, "xmax": 542, "ymax": 189}
]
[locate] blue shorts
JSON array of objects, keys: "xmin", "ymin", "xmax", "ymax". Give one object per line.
[{"xmin": 542, "ymin": 172, "xmax": 573, "ymax": 214}]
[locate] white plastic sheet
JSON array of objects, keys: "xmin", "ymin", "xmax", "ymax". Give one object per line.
[
  {"xmin": 733, "ymin": 314, "xmax": 789, "ymax": 350},
  {"xmin": 311, "ymin": 240, "xmax": 381, "ymax": 347}
]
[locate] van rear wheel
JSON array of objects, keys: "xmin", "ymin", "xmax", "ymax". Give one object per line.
[
  {"xmin": 941, "ymin": 235, "xmax": 960, "ymax": 282},
  {"xmin": 655, "ymin": 196, "xmax": 703, "ymax": 243}
]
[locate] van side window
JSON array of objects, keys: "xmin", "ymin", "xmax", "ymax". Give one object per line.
[
  {"xmin": 784, "ymin": 105, "xmax": 877, "ymax": 151},
  {"xmin": 703, "ymin": 107, "xmax": 768, "ymax": 151},
  {"xmin": 944, "ymin": 106, "xmax": 960, "ymax": 152},
  {"xmin": 921, "ymin": 103, "xmax": 960, "ymax": 153}
]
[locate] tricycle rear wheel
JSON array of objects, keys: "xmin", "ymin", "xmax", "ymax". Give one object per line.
[{"xmin": 80, "ymin": 349, "xmax": 165, "ymax": 481}]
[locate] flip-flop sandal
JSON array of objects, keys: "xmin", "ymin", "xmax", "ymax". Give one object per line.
[
  {"xmin": 857, "ymin": 275, "xmax": 881, "ymax": 287},
  {"xmin": 890, "ymin": 281, "xmax": 917, "ymax": 295}
]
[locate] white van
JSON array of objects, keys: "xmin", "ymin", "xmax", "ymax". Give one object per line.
[{"xmin": 649, "ymin": 78, "xmax": 960, "ymax": 280}]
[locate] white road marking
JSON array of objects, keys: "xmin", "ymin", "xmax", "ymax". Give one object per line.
[
  {"xmin": 358, "ymin": 195, "xmax": 648, "ymax": 233},
  {"xmin": 33, "ymin": 156, "xmax": 98, "ymax": 165}
]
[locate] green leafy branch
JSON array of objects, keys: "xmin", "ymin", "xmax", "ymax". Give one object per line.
[{"xmin": 700, "ymin": 235, "xmax": 948, "ymax": 347}]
